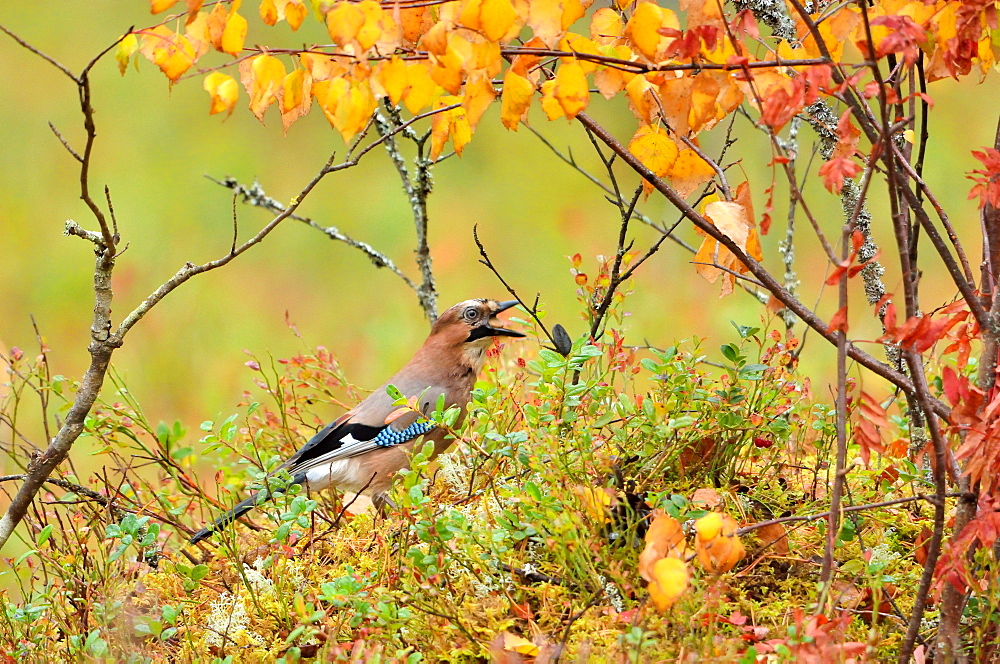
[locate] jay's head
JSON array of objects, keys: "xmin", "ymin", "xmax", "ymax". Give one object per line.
[{"xmin": 431, "ymin": 299, "xmax": 526, "ymax": 349}]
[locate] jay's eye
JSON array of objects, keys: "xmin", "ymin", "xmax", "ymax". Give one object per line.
[{"xmin": 462, "ymin": 308, "xmax": 479, "ymax": 322}]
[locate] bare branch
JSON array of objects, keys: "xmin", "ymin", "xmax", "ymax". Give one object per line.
[
  {"xmin": 207, "ymin": 175, "xmax": 419, "ymax": 291},
  {"xmin": 48, "ymin": 122, "xmax": 82, "ymax": 163},
  {"xmin": 114, "ymin": 153, "xmax": 338, "ymax": 341},
  {"xmin": 0, "ymin": 23, "xmax": 79, "ymax": 83}
]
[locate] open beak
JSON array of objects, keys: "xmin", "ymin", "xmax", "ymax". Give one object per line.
[{"xmin": 486, "ymin": 300, "xmax": 526, "ymax": 338}]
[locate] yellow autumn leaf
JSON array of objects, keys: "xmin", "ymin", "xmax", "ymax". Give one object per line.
[
  {"xmin": 648, "ymin": 557, "xmax": 688, "ymax": 611},
  {"xmin": 281, "ymin": 69, "xmax": 312, "ymax": 131},
  {"xmin": 693, "ymin": 200, "xmax": 754, "ymax": 296},
  {"xmin": 184, "ymin": 11, "xmax": 212, "ymax": 59},
  {"xmin": 668, "ymin": 147, "xmax": 716, "ymax": 198},
  {"xmin": 539, "ymin": 79, "xmax": 565, "ymax": 120},
  {"xmin": 115, "ymin": 34, "xmax": 139, "ymax": 75},
  {"xmin": 625, "ymin": 1, "xmax": 665, "ymax": 60},
  {"xmin": 591, "ymin": 7, "xmax": 623, "ymax": 45},
  {"xmin": 313, "ymin": 77, "xmax": 349, "ymax": 128},
  {"xmin": 403, "ymin": 62, "xmax": 437, "ymax": 114},
  {"xmin": 246, "ymin": 53, "xmax": 286, "ymax": 121},
  {"xmin": 151, "ymin": 0, "xmax": 178, "ymax": 13},
  {"xmin": 378, "ymin": 56, "xmax": 408, "ymax": 105},
  {"xmin": 327, "ymin": 1, "xmax": 365, "ymax": 47},
  {"xmin": 463, "ymin": 73, "xmax": 495, "ymax": 131},
  {"xmin": 628, "ymin": 125, "xmax": 678, "ymax": 196},
  {"xmin": 527, "ymin": 0, "xmax": 565, "ymax": 46},
  {"xmin": 434, "ymin": 102, "xmax": 473, "ymax": 159},
  {"xmin": 300, "ymin": 52, "xmax": 344, "ymax": 81},
  {"xmin": 573, "ymin": 485, "xmax": 615, "ymax": 523},
  {"xmin": 468, "ymin": 39, "xmax": 503, "ymax": 77},
  {"xmin": 282, "ymin": 71, "xmax": 308, "ymax": 110},
  {"xmin": 139, "ymin": 26, "xmax": 197, "ymax": 82},
  {"xmin": 221, "ymin": 11, "xmax": 247, "ymax": 56},
  {"xmin": 500, "ymin": 69, "xmax": 534, "ymax": 129},
  {"xmin": 450, "ymin": 106, "xmax": 473, "ymax": 156},
  {"xmin": 553, "ymin": 61, "xmax": 589, "ymax": 119},
  {"xmin": 430, "ymin": 96, "xmax": 462, "ymax": 160},
  {"xmin": 625, "ymin": 72, "xmax": 658, "ymax": 124},
  {"xmin": 479, "ymin": 0, "xmax": 518, "ymax": 42},
  {"xmin": 501, "ymin": 631, "xmax": 540, "ymax": 656},
  {"xmin": 421, "ymin": 20, "xmax": 449, "ymax": 56},
  {"xmin": 285, "ymin": 0, "xmax": 307, "ymax": 30},
  {"xmin": 694, "ymin": 512, "xmax": 746, "ymax": 573},
  {"xmin": 561, "ymin": 0, "xmax": 586, "ymax": 29},
  {"xmin": 356, "ymin": 0, "xmax": 384, "ymax": 51},
  {"xmin": 260, "ymin": 0, "xmax": 278, "ymax": 25},
  {"xmin": 595, "ymin": 66, "xmax": 625, "ymax": 99},
  {"xmin": 334, "ymin": 80, "xmax": 377, "ymax": 144},
  {"xmin": 203, "ymin": 71, "xmax": 239, "ymax": 116},
  {"xmin": 560, "ymin": 33, "xmax": 601, "ymax": 74}
]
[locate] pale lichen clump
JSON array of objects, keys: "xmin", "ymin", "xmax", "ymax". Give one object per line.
[{"xmin": 204, "ymin": 590, "xmax": 264, "ymax": 648}]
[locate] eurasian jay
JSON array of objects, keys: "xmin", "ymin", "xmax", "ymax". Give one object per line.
[{"xmin": 190, "ymin": 298, "xmax": 524, "ymax": 544}]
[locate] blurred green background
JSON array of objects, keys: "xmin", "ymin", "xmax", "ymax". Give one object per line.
[{"xmin": 0, "ymin": 3, "xmax": 997, "ymax": 482}]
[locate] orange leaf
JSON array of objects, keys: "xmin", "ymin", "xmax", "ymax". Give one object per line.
[
  {"xmin": 462, "ymin": 72, "xmax": 495, "ymax": 131},
  {"xmin": 703, "ymin": 202, "xmax": 752, "ymax": 260},
  {"xmin": 667, "ymin": 148, "xmax": 716, "ymax": 198},
  {"xmin": 694, "ymin": 512, "xmax": 745, "ymax": 573},
  {"xmin": 819, "ymin": 156, "xmax": 863, "ymax": 194},
  {"xmin": 755, "ymin": 522, "xmax": 789, "ymax": 556},
  {"xmin": 207, "ymin": 3, "xmax": 228, "ymax": 50},
  {"xmin": 690, "ymin": 488, "xmax": 722, "ymax": 509},
  {"xmin": 595, "ymin": 62, "xmax": 626, "ymax": 99},
  {"xmin": 638, "ymin": 513, "xmax": 686, "ymax": 581}
]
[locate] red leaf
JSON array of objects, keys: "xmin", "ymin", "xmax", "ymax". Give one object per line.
[
  {"xmin": 826, "ymin": 306, "xmax": 848, "ymax": 334},
  {"xmin": 942, "ymin": 366, "xmax": 961, "ymax": 406},
  {"xmin": 819, "ymin": 156, "xmax": 863, "ymax": 194}
]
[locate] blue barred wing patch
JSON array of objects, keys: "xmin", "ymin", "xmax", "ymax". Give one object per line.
[{"xmin": 374, "ymin": 420, "xmax": 436, "ymax": 447}]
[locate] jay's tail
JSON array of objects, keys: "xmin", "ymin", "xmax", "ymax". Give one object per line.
[{"xmin": 189, "ymin": 474, "xmax": 304, "ymax": 544}]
